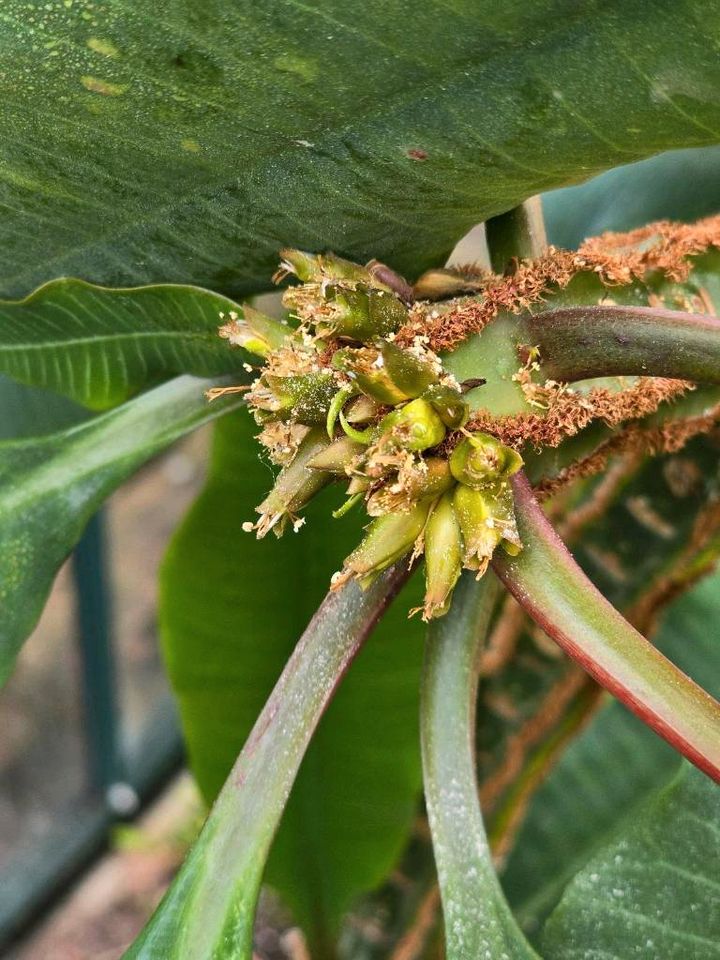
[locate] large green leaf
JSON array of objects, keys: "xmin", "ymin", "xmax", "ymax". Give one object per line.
[
  {"xmin": 0, "ymin": 375, "xmax": 242, "ymax": 685},
  {"xmin": 3, "ymin": 1, "xmax": 720, "ymax": 297},
  {"xmin": 0, "ymin": 279, "xmax": 247, "ymax": 409},
  {"xmin": 160, "ymin": 411, "xmax": 424, "ymax": 949},
  {"xmin": 542, "ymin": 764, "xmax": 720, "ymax": 958}
]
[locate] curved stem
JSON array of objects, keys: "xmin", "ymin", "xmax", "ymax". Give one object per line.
[
  {"xmin": 492, "ymin": 473, "xmax": 720, "ymax": 783},
  {"xmin": 421, "ymin": 571, "xmax": 538, "ymax": 960},
  {"xmin": 125, "ymin": 563, "xmax": 412, "ymax": 960},
  {"xmin": 524, "ymin": 304, "xmax": 720, "ymax": 383}
]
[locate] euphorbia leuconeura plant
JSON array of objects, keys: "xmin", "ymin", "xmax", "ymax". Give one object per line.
[{"xmin": 125, "ymin": 200, "xmax": 720, "ymax": 959}]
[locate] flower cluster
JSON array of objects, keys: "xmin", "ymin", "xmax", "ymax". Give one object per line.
[{"xmin": 218, "ymin": 250, "xmax": 523, "ymax": 619}]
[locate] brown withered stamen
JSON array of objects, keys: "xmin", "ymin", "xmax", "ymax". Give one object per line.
[{"xmin": 398, "ymin": 214, "xmax": 720, "ymax": 353}]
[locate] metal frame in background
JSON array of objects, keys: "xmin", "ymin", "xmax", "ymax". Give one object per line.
[{"xmin": 0, "ymin": 511, "xmax": 184, "ymax": 953}]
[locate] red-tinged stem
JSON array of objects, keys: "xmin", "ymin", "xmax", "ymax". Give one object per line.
[
  {"xmin": 523, "ymin": 304, "xmax": 720, "ymax": 384},
  {"xmin": 125, "ymin": 563, "xmax": 412, "ymax": 960},
  {"xmin": 492, "ymin": 473, "xmax": 720, "ymax": 783}
]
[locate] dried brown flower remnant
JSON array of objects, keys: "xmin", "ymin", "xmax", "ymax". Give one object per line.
[
  {"xmin": 402, "ymin": 214, "xmax": 720, "ymax": 352},
  {"xmin": 536, "ymin": 398, "xmax": 720, "ymax": 498},
  {"xmin": 465, "ymin": 377, "xmax": 691, "ymax": 451}
]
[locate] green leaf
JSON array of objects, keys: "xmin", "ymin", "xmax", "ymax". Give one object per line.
[
  {"xmin": 502, "ymin": 568, "xmax": 720, "ymax": 934},
  {"xmin": 4, "ymin": 1, "xmax": 720, "ymax": 296},
  {"xmin": 421, "ymin": 571, "xmax": 538, "ymax": 960},
  {"xmin": 0, "ymin": 375, "xmax": 90, "ymax": 439},
  {"xmin": 128, "ymin": 554, "xmax": 415, "ymax": 959},
  {"xmin": 544, "ymin": 145, "xmax": 720, "ymax": 249},
  {"xmin": 542, "ymin": 764, "xmax": 720, "ymax": 959},
  {"xmin": 160, "ymin": 411, "xmax": 424, "ymax": 949},
  {"xmin": 0, "ymin": 279, "xmax": 247, "ymax": 409},
  {"xmin": 0, "ymin": 375, "xmax": 242, "ymax": 685}
]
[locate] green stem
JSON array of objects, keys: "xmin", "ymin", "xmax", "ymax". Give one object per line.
[
  {"xmin": 125, "ymin": 563, "xmax": 412, "ymax": 960},
  {"xmin": 524, "ymin": 304, "xmax": 720, "ymax": 384},
  {"xmin": 492, "ymin": 473, "xmax": 720, "ymax": 783},
  {"xmin": 421, "ymin": 571, "xmax": 538, "ymax": 960},
  {"xmin": 486, "ymin": 196, "xmax": 548, "ymax": 272}
]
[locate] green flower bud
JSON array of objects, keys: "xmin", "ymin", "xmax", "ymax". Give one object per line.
[
  {"xmin": 307, "ymin": 435, "xmax": 364, "ymax": 473},
  {"xmin": 332, "ymin": 346, "xmax": 408, "ymax": 405},
  {"xmin": 335, "ymin": 499, "xmax": 431, "ymax": 589},
  {"xmin": 376, "ymin": 398, "xmax": 446, "ymax": 452},
  {"xmin": 422, "ymin": 491, "xmax": 463, "ymax": 620},
  {"xmin": 377, "ymin": 339, "xmax": 439, "ymax": 398},
  {"xmin": 453, "ymin": 482, "xmax": 522, "ymax": 574},
  {"xmin": 320, "ymin": 253, "xmax": 374, "ymax": 284},
  {"xmin": 276, "ymin": 249, "xmax": 322, "ymax": 282},
  {"xmin": 218, "ymin": 306, "xmax": 289, "ymax": 358},
  {"xmin": 405, "ymin": 456, "xmax": 455, "ymax": 501},
  {"xmin": 277, "ymin": 249, "xmax": 375, "ymax": 285},
  {"xmin": 449, "ymin": 432, "xmax": 523, "ymax": 488},
  {"xmin": 258, "ymin": 372, "xmax": 337, "ymax": 424},
  {"xmin": 452, "ymin": 484, "xmax": 499, "ymax": 576},
  {"xmin": 332, "ymin": 340, "xmax": 438, "ymax": 405},
  {"xmin": 319, "ymin": 284, "xmax": 407, "ymax": 340},
  {"xmin": 253, "ymin": 428, "xmax": 333, "ymax": 537},
  {"xmin": 422, "ymin": 383, "xmax": 469, "ymax": 429},
  {"xmin": 488, "ymin": 481, "xmax": 523, "ymax": 554}
]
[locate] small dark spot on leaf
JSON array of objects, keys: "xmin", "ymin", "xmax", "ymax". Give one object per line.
[
  {"xmin": 407, "ymin": 148, "xmax": 428, "ymax": 161},
  {"xmin": 172, "ymin": 54, "xmax": 186, "ymax": 68}
]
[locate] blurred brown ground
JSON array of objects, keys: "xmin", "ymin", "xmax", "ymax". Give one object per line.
[
  {"xmin": 2, "ymin": 431, "xmax": 210, "ymax": 959},
  {"xmin": 8, "ymin": 774, "xmax": 201, "ymax": 960}
]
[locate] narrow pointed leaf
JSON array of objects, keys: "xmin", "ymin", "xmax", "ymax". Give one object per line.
[
  {"xmin": 126, "ymin": 564, "xmax": 411, "ymax": 959},
  {"xmin": 493, "ymin": 473, "xmax": 720, "ymax": 782},
  {"xmin": 4, "ymin": 2, "xmax": 720, "ymax": 295},
  {"xmin": 421, "ymin": 571, "xmax": 538, "ymax": 960},
  {"xmin": 0, "ymin": 375, "xmax": 242, "ymax": 685},
  {"xmin": 0, "ymin": 279, "xmax": 248, "ymax": 409}
]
